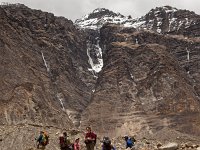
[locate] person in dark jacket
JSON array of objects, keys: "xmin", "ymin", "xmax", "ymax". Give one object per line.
[
  {"xmin": 59, "ymin": 132, "xmax": 72, "ymax": 150},
  {"xmin": 102, "ymin": 137, "xmax": 115, "ymax": 150}
]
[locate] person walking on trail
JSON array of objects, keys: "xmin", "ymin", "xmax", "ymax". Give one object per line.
[
  {"xmin": 36, "ymin": 131, "xmax": 49, "ymax": 150},
  {"xmin": 73, "ymin": 138, "xmax": 80, "ymax": 150},
  {"xmin": 59, "ymin": 132, "xmax": 72, "ymax": 150},
  {"xmin": 102, "ymin": 137, "xmax": 116, "ymax": 150},
  {"xmin": 84, "ymin": 126, "xmax": 97, "ymax": 150}
]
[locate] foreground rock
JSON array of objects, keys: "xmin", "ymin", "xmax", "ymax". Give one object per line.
[{"xmin": 158, "ymin": 142, "xmax": 178, "ymax": 150}]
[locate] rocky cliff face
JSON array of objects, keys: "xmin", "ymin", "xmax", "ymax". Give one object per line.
[
  {"xmin": 80, "ymin": 24, "xmax": 200, "ymax": 136},
  {"xmin": 0, "ymin": 4, "xmax": 95, "ymax": 128},
  {"xmin": 136, "ymin": 6, "xmax": 200, "ymax": 34},
  {"xmin": 1, "ymin": 3, "xmax": 200, "ymax": 149},
  {"xmin": 76, "ymin": 6, "xmax": 200, "ymax": 137}
]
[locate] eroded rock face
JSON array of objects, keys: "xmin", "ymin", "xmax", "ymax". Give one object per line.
[
  {"xmin": 0, "ymin": 4, "xmax": 94, "ymax": 128},
  {"xmin": 80, "ymin": 24, "xmax": 200, "ymax": 137}
]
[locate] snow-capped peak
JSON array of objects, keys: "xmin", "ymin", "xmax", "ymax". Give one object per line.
[
  {"xmin": 75, "ymin": 6, "xmax": 199, "ymax": 34},
  {"xmin": 140, "ymin": 5, "xmax": 199, "ymax": 33},
  {"xmin": 75, "ymin": 8, "xmax": 128, "ymax": 29}
]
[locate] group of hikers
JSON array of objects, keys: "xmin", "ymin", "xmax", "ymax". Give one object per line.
[{"xmin": 36, "ymin": 126, "xmax": 135, "ymax": 150}]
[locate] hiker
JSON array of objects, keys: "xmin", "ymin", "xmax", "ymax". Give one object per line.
[
  {"xmin": 84, "ymin": 126, "xmax": 97, "ymax": 150},
  {"xmin": 102, "ymin": 137, "xmax": 116, "ymax": 150},
  {"xmin": 124, "ymin": 136, "xmax": 135, "ymax": 149},
  {"xmin": 59, "ymin": 132, "xmax": 72, "ymax": 150},
  {"xmin": 73, "ymin": 138, "xmax": 80, "ymax": 150},
  {"xmin": 36, "ymin": 131, "xmax": 49, "ymax": 150}
]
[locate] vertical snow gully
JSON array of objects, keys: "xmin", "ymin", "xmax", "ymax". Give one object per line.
[
  {"xmin": 186, "ymin": 48, "xmax": 190, "ymax": 74},
  {"xmin": 41, "ymin": 51, "xmax": 50, "ymax": 72},
  {"xmin": 86, "ymin": 29, "xmax": 103, "ymax": 77}
]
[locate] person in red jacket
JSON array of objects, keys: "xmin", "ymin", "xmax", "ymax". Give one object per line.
[
  {"xmin": 84, "ymin": 126, "xmax": 97, "ymax": 150},
  {"xmin": 73, "ymin": 138, "xmax": 80, "ymax": 150}
]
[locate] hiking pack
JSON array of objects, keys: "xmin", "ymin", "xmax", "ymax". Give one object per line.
[
  {"xmin": 41, "ymin": 133, "xmax": 49, "ymax": 146},
  {"xmin": 130, "ymin": 136, "xmax": 136, "ymax": 142}
]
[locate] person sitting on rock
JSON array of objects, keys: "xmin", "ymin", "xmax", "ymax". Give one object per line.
[
  {"xmin": 102, "ymin": 137, "xmax": 116, "ymax": 150},
  {"xmin": 84, "ymin": 126, "xmax": 97, "ymax": 150}
]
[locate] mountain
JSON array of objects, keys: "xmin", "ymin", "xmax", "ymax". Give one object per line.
[
  {"xmin": 0, "ymin": 3, "xmax": 96, "ymax": 128},
  {"xmin": 139, "ymin": 6, "xmax": 200, "ymax": 36},
  {"xmin": 75, "ymin": 6, "xmax": 200, "ymax": 36},
  {"xmin": 75, "ymin": 8, "xmax": 128, "ymax": 29},
  {"xmin": 1, "ymin": 3, "xmax": 200, "ymax": 149},
  {"xmin": 81, "ymin": 24, "xmax": 200, "ymax": 136},
  {"xmin": 73, "ymin": 3, "xmax": 200, "ymax": 141}
]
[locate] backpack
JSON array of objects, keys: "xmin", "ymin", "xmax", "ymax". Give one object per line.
[
  {"xmin": 41, "ymin": 133, "xmax": 49, "ymax": 146},
  {"xmin": 130, "ymin": 136, "xmax": 136, "ymax": 142}
]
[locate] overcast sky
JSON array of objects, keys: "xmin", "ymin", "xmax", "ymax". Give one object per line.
[{"xmin": 0, "ymin": 0, "xmax": 200, "ymax": 21}]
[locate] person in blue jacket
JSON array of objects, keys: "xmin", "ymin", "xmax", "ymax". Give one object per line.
[{"xmin": 124, "ymin": 136, "xmax": 134, "ymax": 149}]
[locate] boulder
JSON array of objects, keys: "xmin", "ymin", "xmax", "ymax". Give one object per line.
[{"xmin": 158, "ymin": 142, "xmax": 178, "ymax": 150}]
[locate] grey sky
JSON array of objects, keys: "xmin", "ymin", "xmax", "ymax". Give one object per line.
[{"xmin": 0, "ymin": 0, "xmax": 200, "ymax": 21}]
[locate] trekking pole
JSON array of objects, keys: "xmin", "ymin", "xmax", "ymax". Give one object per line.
[{"xmin": 35, "ymin": 140, "xmax": 38, "ymax": 149}]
